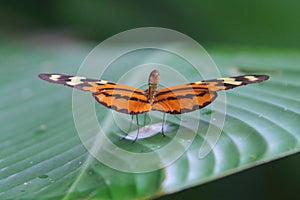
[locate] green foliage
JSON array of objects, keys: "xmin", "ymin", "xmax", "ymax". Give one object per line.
[
  {"xmin": 0, "ymin": 40, "xmax": 299, "ymax": 200},
  {"xmin": 1, "ymin": 1, "xmax": 300, "ymax": 47}
]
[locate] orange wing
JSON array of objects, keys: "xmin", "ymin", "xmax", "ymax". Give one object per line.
[
  {"xmin": 152, "ymin": 85, "xmax": 216, "ymax": 114},
  {"xmin": 152, "ymin": 74, "xmax": 269, "ymax": 114},
  {"xmin": 39, "ymin": 73, "xmax": 269, "ymax": 115},
  {"xmin": 38, "ymin": 74, "xmax": 151, "ymax": 114}
]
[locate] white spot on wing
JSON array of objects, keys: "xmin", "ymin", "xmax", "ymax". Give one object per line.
[
  {"xmin": 67, "ymin": 76, "xmax": 86, "ymax": 86},
  {"xmin": 97, "ymin": 80, "xmax": 108, "ymax": 84},
  {"xmin": 219, "ymin": 78, "xmax": 242, "ymax": 85},
  {"xmin": 244, "ymin": 76, "xmax": 258, "ymax": 81},
  {"xmin": 49, "ymin": 75, "xmax": 61, "ymax": 81},
  {"xmin": 194, "ymin": 81, "xmax": 204, "ymax": 84}
]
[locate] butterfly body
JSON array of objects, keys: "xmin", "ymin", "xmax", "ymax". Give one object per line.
[
  {"xmin": 146, "ymin": 69, "xmax": 160, "ymax": 104},
  {"xmin": 38, "ymin": 70, "xmax": 269, "ymax": 115}
]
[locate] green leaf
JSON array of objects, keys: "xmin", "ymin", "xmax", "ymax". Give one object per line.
[{"xmin": 1, "ymin": 40, "xmax": 299, "ymax": 200}]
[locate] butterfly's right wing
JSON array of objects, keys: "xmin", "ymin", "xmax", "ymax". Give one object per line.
[
  {"xmin": 152, "ymin": 84, "xmax": 216, "ymax": 114},
  {"xmin": 152, "ymin": 74, "xmax": 269, "ymax": 114}
]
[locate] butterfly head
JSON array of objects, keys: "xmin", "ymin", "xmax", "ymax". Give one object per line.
[
  {"xmin": 148, "ymin": 69, "xmax": 160, "ymax": 87},
  {"xmin": 147, "ymin": 69, "xmax": 160, "ymax": 104}
]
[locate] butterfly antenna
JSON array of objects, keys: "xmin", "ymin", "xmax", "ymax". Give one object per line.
[{"xmin": 161, "ymin": 113, "xmax": 166, "ymax": 137}]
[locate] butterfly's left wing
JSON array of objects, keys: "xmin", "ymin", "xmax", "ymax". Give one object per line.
[
  {"xmin": 152, "ymin": 74, "xmax": 269, "ymax": 114},
  {"xmin": 39, "ymin": 73, "xmax": 151, "ymax": 114}
]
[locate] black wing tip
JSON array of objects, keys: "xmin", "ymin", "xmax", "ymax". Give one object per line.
[
  {"xmin": 38, "ymin": 73, "xmax": 62, "ymax": 80},
  {"xmin": 233, "ymin": 74, "xmax": 270, "ymax": 84},
  {"xmin": 38, "ymin": 73, "xmax": 50, "ymax": 80},
  {"xmin": 38, "ymin": 73, "xmax": 57, "ymax": 82},
  {"xmin": 38, "ymin": 73, "xmax": 56, "ymax": 82},
  {"xmin": 252, "ymin": 74, "xmax": 269, "ymax": 82},
  {"xmin": 38, "ymin": 73, "xmax": 72, "ymax": 85}
]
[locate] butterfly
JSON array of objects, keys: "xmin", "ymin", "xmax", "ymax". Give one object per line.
[{"xmin": 39, "ymin": 70, "xmax": 269, "ymax": 140}]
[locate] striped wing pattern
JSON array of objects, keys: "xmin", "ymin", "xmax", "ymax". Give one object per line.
[
  {"xmin": 152, "ymin": 86, "xmax": 217, "ymax": 114},
  {"xmin": 38, "ymin": 74, "xmax": 151, "ymax": 114},
  {"xmin": 39, "ymin": 73, "xmax": 269, "ymax": 115},
  {"xmin": 152, "ymin": 74, "xmax": 269, "ymax": 114}
]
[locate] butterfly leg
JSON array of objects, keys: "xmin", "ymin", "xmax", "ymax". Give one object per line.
[
  {"xmin": 143, "ymin": 113, "xmax": 147, "ymax": 127},
  {"xmin": 161, "ymin": 113, "xmax": 166, "ymax": 137},
  {"xmin": 121, "ymin": 115, "xmax": 134, "ymax": 140},
  {"xmin": 133, "ymin": 115, "xmax": 140, "ymax": 143}
]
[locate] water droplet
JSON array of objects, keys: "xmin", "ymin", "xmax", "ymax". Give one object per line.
[
  {"xmin": 36, "ymin": 124, "xmax": 47, "ymax": 134},
  {"xmin": 39, "ymin": 124, "xmax": 47, "ymax": 131},
  {"xmin": 284, "ymin": 107, "xmax": 288, "ymax": 111},
  {"xmin": 23, "ymin": 182, "xmax": 29, "ymax": 186},
  {"xmin": 78, "ymin": 161, "xmax": 82, "ymax": 165},
  {"xmin": 258, "ymin": 114, "xmax": 262, "ymax": 118},
  {"xmin": 29, "ymin": 161, "xmax": 33, "ymax": 165}
]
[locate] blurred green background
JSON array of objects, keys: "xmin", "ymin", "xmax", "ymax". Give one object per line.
[
  {"xmin": 1, "ymin": 0, "xmax": 299, "ymax": 199},
  {"xmin": 1, "ymin": 0, "xmax": 300, "ymax": 48}
]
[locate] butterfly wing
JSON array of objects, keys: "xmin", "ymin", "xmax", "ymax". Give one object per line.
[
  {"xmin": 38, "ymin": 73, "xmax": 151, "ymax": 114},
  {"xmin": 93, "ymin": 85, "xmax": 151, "ymax": 114},
  {"xmin": 152, "ymin": 74, "xmax": 269, "ymax": 114},
  {"xmin": 152, "ymin": 85, "xmax": 217, "ymax": 114},
  {"xmin": 191, "ymin": 74, "xmax": 269, "ymax": 91}
]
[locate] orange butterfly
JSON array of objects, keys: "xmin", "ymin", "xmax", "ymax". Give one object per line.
[{"xmin": 39, "ymin": 70, "xmax": 269, "ymax": 140}]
